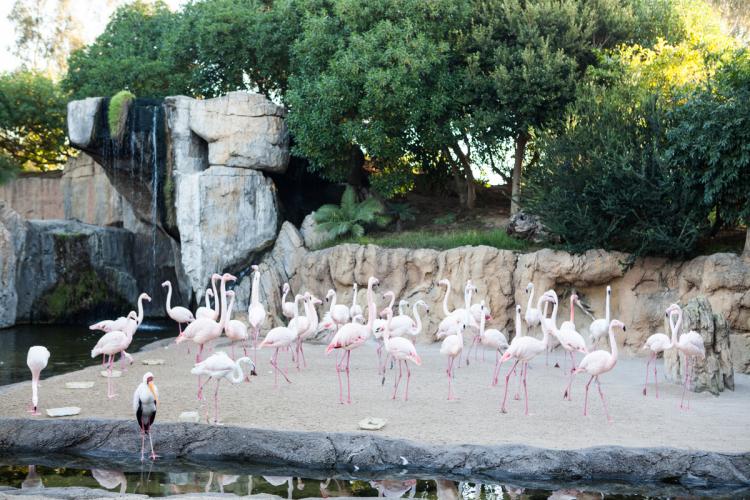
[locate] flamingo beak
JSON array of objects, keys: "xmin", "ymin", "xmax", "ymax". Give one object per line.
[{"xmin": 147, "ymin": 380, "xmax": 157, "ymax": 404}]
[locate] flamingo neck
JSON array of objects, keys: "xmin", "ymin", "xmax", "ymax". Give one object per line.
[
  {"xmin": 605, "ymin": 291, "xmax": 611, "ymax": 323},
  {"xmin": 250, "ymin": 270, "xmax": 260, "ymax": 306},
  {"xmin": 526, "ymin": 285, "xmax": 534, "ymax": 310},
  {"xmin": 442, "ymin": 281, "xmax": 452, "ymax": 316},
  {"xmin": 608, "ymin": 325, "xmax": 618, "ymax": 362},
  {"xmin": 281, "ymin": 287, "xmax": 288, "ymax": 306},
  {"xmin": 670, "ymin": 309, "xmax": 682, "ymax": 347},
  {"xmin": 211, "ymin": 275, "xmax": 220, "ymax": 315},
  {"xmin": 164, "ymin": 282, "xmax": 173, "ymax": 314},
  {"xmin": 479, "ymin": 309, "xmax": 486, "ymax": 337},
  {"xmin": 227, "ymin": 294, "xmax": 235, "ymax": 321},
  {"xmin": 515, "ymin": 308, "xmax": 522, "ymax": 338},
  {"xmin": 569, "ymin": 296, "xmax": 575, "ymax": 323},
  {"xmin": 137, "ymin": 295, "xmax": 145, "ymax": 325},
  {"xmin": 229, "ymin": 362, "xmax": 244, "ymax": 384},
  {"xmin": 204, "ymin": 290, "xmax": 212, "ymax": 309},
  {"xmin": 386, "ymin": 293, "xmax": 395, "ymax": 311},
  {"xmin": 412, "ymin": 303, "xmax": 423, "ymax": 335},
  {"xmin": 306, "ymin": 298, "xmax": 319, "ymax": 330},
  {"xmin": 351, "ymin": 285, "xmax": 358, "ymax": 308},
  {"xmin": 365, "ymin": 282, "xmax": 376, "ymax": 331},
  {"xmin": 218, "ymin": 279, "xmax": 230, "ymax": 328},
  {"xmin": 329, "ymin": 292, "xmax": 337, "ymax": 310}
]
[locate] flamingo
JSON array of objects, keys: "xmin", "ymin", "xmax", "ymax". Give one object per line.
[
  {"xmin": 549, "ymin": 291, "xmax": 589, "ymax": 401},
  {"xmin": 295, "ymin": 293, "xmax": 322, "ymax": 368},
  {"xmin": 260, "ymin": 294, "xmax": 301, "ymax": 387},
  {"xmin": 672, "ymin": 305, "xmax": 706, "ymax": 410},
  {"xmin": 350, "ymin": 282, "xmax": 363, "ymax": 319},
  {"xmin": 440, "ymin": 288, "xmax": 471, "ymax": 400},
  {"xmin": 467, "ymin": 301, "xmax": 493, "ymax": 362},
  {"xmin": 492, "ymin": 304, "xmax": 522, "ymax": 387},
  {"xmin": 133, "ymin": 372, "xmax": 158, "ymax": 461},
  {"xmin": 378, "ymin": 291, "xmax": 416, "ymax": 337},
  {"xmin": 572, "ymin": 319, "xmax": 626, "ymax": 423},
  {"xmin": 224, "ymin": 290, "xmax": 250, "ymax": 360},
  {"xmin": 92, "ymin": 470, "xmax": 126, "ymax": 495},
  {"xmin": 642, "ymin": 304, "xmax": 680, "ymax": 398},
  {"xmin": 191, "ymin": 351, "xmax": 257, "ymax": 423},
  {"xmin": 475, "ymin": 301, "xmax": 508, "ymax": 379},
  {"xmin": 326, "ymin": 276, "xmax": 379, "ymax": 404},
  {"xmin": 437, "ymin": 281, "xmax": 477, "ymax": 344},
  {"xmin": 588, "ymin": 285, "xmax": 612, "ymax": 347},
  {"xmin": 281, "ymin": 283, "xmax": 296, "ymax": 320},
  {"xmin": 196, "ymin": 273, "xmax": 220, "ymax": 320},
  {"xmin": 498, "ymin": 291, "xmax": 555, "ymax": 415},
  {"xmin": 88, "ymin": 292, "xmax": 150, "ymax": 333},
  {"xmin": 375, "ymin": 298, "xmax": 427, "ymax": 377},
  {"xmin": 134, "ymin": 292, "xmax": 151, "ymax": 326},
  {"xmin": 162, "ymin": 280, "xmax": 195, "ymax": 339},
  {"xmin": 380, "ymin": 308, "xmax": 422, "ymax": 400},
  {"xmin": 26, "ymin": 346, "xmax": 50, "ymax": 416},
  {"xmin": 247, "ymin": 265, "xmax": 267, "ymax": 363},
  {"xmin": 177, "ymin": 273, "xmax": 236, "ymax": 399},
  {"xmin": 91, "ymin": 311, "xmax": 139, "ymax": 399},
  {"xmin": 524, "ymin": 282, "xmax": 542, "ymax": 334},
  {"xmin": 320, "ymin": 288, "xmax": 351, "ymax": 334}
]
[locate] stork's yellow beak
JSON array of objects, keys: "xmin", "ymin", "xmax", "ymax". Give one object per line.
[{"xmin": 148, "ymin": 381, "xmax": 157, "ymax": 404}]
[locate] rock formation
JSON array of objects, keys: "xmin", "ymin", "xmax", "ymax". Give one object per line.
[
  {"xmin": 664, "ymin": 297, "xmax": 734, "ymax": 394},
  {"xmin": 0, "ymin": 203, "xmax": 25, "ymax": 327}
]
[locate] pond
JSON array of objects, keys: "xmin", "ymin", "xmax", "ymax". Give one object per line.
[
  {"xmin": 0, "ymin": 321, "xmax": 176, "ymax": 387},
  {"xmin": 0, "ymin": 461, "xmax": 740, "ymax": 499}
]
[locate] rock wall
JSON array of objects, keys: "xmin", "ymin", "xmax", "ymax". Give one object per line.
[
  {"xmin": 248, "ymin": 234, "xmax": 750, "ymax": 371},
  {"xmin": 0, "ymin": 171, "xmax": 64, "ymax": 220},
  {"xmin": 61, "ymin": 153, "xmax": 129, "ymax": 226}
]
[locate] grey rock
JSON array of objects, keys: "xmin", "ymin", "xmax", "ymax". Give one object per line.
[
  {"xmin": 61, "ymin": 154, "xmax": 127, "ymax": 227},
  {"xmin": 175, "ymin": 166, "xmax": 279, "ymax": 303},
  {"xmin": 64, "ymin": 382, "xmax": 94, "ymax": 389},
  {"xmin": 188, "ymin": 91, "xmax": 289, "ymax": 173},
  {"xmin": 0, "ymin": 418, "xmax": 747, "ymax": 488},
  {"xmin": 664, "ymin": 296, "xmax": 734, "ymax": 395},
  {"xmin": 0, "ymin": 203, "xmax": 25, "ymax": 327},
  {"xmin": 506, "ymin": 210, "xmax": 550, "ymax": 243},
  {"xmin": 45, "ymin": 407, "xmax": 81, "ymax": 417},
  {"xmin": 178, "ymin": 411, "xmax": 200, "ymax": 423},
  {"xmin": 300, "ymin": 211, "xmax": 332, "ymax": 249},
  {"xmin": 66, "ymin": 97, "xmax": 104, "ymax": 148},
  {"xmin": 358, "ymin": 417, "xmax": 387, "ymax": 431}
]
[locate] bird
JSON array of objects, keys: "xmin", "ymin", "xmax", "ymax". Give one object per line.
[
  {"xmin": 281, "ymin": 283, "xmax": 296, "ymax": 320},
  {"xmin": 196, "ymin": 273, "xmax": 220, "ymax": 320},
  {"xmin": 588, "ymin": 286, "xmax": 612, "ymax": 347},
  {"xmin": 162, "ymin": 280, "xmax": 195, "ymax": 339},
  {"xmin": 26, "ymin": 346, "xmax": 50, "ymax": 416},
  {"xmin": 476, "ymin": 301, "xmax": 508, "ymax": 380},
  {"xmin": 641, "ymin": 304, "xmax": 681, "ymax": 398},
  {"xmin": 498, "ymin": 291, "xmax": 555, "ymax": 415},
  {"xmin": 437, "ymin": 281, "xmax": 478, "ymax": 343},
  {"xmin": 191, "ymin": 351, "xmax": 257, "ymax": 424},
  {"xmin": 134, "ymin": 292, "xmax": 152, "ymax": 326},
  {"xmin": 177, "ymin": 273, "xmax": 236, "ymax": 399},
  {"xmin": 524, "ymin": 282, "xmax": 542, "ymax": 334},
  {"xmin": 320, "ymin": 288, "xmax": 351, "ymax": 335},
  {"xmin": 380, "ymin": 308, "xmax": 421, "ymax": 400},
  {"xmin": 223, "ymin": 290, "xmax": 250, "ymax": 360},
  {"xmin": 467, "ymin": 301, "xmax": 493, "ymax": 363},
  {"xmin": 439, "ymin": 294, "xmax": 469, "ymax": 400},
  {"xmin": 247, "ymin": 265, "xmax": 267, "ymax": 364},
  {"xmin": 398, "ymin": 299, "xmax": 409, "ymax": 316},
  {"xmin": 377, "ymin": 291, "xmax": 416, "ymax": 338},
  {"xmin": 492, "ymin": 304, "xmax": 522, "ymax": 387},
  {"xmin": 295, "ymin": 293, "xmax": 322, "ymax": 369},
  {"xmin": 550, "ymin": 292, "xmax": 589, "ymax": 401},
  {"xmin": 91, "ymin": 311, "xmax": 139, "ymax": 398},
  {"xmin": 133, "ymin": 372, "xmax": 158, "ymax": 461},
  {"xmin": 350, "ymin": 282, "xmax": 363, "ymax": 320},
  {"xmin": 326, "ymin": 276, "xmax": 378, "ymax": 404},
  {"xmin": 672, "ymin": 304, "xmax": 706, "ymax": 410},
  {"xmin": 572, "ymin": 319, "xmax": 626, "ymax": 423},
  {"xmin": 260, "ymin": 297, "xmax": 301, "ymax": 387}
]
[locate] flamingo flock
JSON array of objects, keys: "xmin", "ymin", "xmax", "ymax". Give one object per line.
[{"xmin": 24, "ymin": 267, "xmax": 709, "ymax": 461}]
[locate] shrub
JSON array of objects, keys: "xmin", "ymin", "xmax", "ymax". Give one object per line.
[
  {"xmin": 108, "ymin": 90, "xmax": 135, "ymax": 138},
  {"xmin": 314, "ymin": 186, "xmax": 390, "ymax": 239}
]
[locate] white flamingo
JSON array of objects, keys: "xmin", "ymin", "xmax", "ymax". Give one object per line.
[
  {"xmin": 247, "ymin": 265, "xmax": 267, "ymax": 363},
  {"xmin": 281, "ymin": 283, "xmax": 296, "ymax": 320},
  {"xmin": 196, "ymin": 273, "xmax": 220, "ymax": 320},
  {"xmin": 320, "ymin": 288, "xmax": 351, "ymax": 333},
  {"xmin": 380, "ymin": 308, "xmax": 422, "ymax": 400},
  {"xmin": 672, "ymin": 304, "xmax": 706, "ymax": 410},
  {"xmin": 641, "ymin": 304, "xmax": 680, "ymax": 398},
  {"xmin": 524, "ymin": 282, "xmax": 542, "ymax": 334},
  {"xmin": 91, "ymin": 312, "xmax": 138, "ymax": 399},
  {"xmin": 26, "ymin": 346, "xmax": 50, "ymax": 416},
  {"xmin": 476, "ymin": 300, "xmax": 508, "ymax": 379},
  {"xmin": 350, "ymin": 282, "xmax": 363, "ymax": 319},
  {"xmin": 191, "ymin": 351, "xmax": 257, "ymax": 423},
  {"xmin": 259, "ymin": 300, "xmax": 300, "ymax": 387},
  {"xmin": 588, "ymin": 285, "xmax": 612, "ymax": 346},
  {"xmin": 162, "ymin": 280, "xmax": 195, "ymax": 339},
  {"xmin": 223, "ymin": 290, "xmax": 250, "ymax": 360}
]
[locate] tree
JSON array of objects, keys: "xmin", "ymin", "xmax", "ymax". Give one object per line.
[
  {"xmin": 0, "ymin": 71, "xmax": 69, "ymax": 179},
  {"xmin": 62, "ymin": 1, "xmax": 188, "ymax": 98},
  {"xmin": 314, "ymin": 186, "xmax": 390, "ymax": 239}
]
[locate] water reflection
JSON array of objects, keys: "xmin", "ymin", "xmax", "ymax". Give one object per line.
[
  {"xmin": 0, "ymin": 321, "xmax": 174, "ymax": 386},
  {"xmin": 0, "ymin": 463, "xmax": 734, "ymax": 498}
]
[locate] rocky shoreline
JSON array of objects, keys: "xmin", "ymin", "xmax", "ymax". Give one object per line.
[{"xmin": 0, "ymin": 418, "xmax": 748, "ymax": 490}]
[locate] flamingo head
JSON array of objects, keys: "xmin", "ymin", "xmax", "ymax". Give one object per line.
[
  {"xmin": 526, "ymin": 282, "xmax": 533, "ymax": 294},
  {"xmin": 251, "ymin": 265, "xmax": 259, "ymax": 272},
  {"xmin": 416, "ymin": 300, "xmax": 429, "ymax": 313},
  {"xmin": 665, "ymin": 303, "xmax": 681, "ymax": 317},
  {"xmin": 140, "ymin": 293, "xmax": 152, "ymax": 302},
  {"xmin": 378, "ymin": 307, "xmax": 391, "ymax": 318},
  {"xmin": 438, "ymin": 278, "xmax": 450, "ymax": 287},
  {"xmin": 206, "ymin": 288, "xmax": 214, "ymax": 297},
  {"xmin": 610, "ymin": 319, "xmax": 626, "ymax": 333},
  {"xmin": 606, "ymin": 285, "xmax": 612, "ymax": 296},
  {"xmin": 311, "ymin": 295, "xmax": 323, "ymax": 306},
  {"xmin": 516, "ymin": 304, "xmax": 522, "ymax": 314},
  {"xmin": 542, "ymin": 290, "xmax": 558, "ymax": 305},
  {"xmin": 325, "ymin": 289, "xmax": 335, "ymax": 302},
  {"xmin": 161, "ymin": 281, "xmax": 170, "ymax": 288},
  {"xmin": 222, "ymin": 273, "xmax": 237, "ymax": 282},
  {"xmin": 368, "ymin": 276, "xmax": 379, "ymax": 289},
  {"xmin": 570, "ymin": 293, "xmax": 579, "ymax": 305},
  {"xmin": 226, "ymin": 290, "xmax": 235, "ymax": 298},
  {"xmin": 127, "ymin": 311, "xmax": 138, "ymax": 321},
  {"xmin": 283, "ymin": 282, "xmax": 290, "ymax": 293},
  {"xmin": 465, "ymin": 280, "xmax": 477, "ymax": 294},
  {"xmin": 212, "ymin": 273, "xmax": 222, "ymax": 281},
  {"xmin": 382, "ymin": 291, "xmax": 394, "ymax": 302}
]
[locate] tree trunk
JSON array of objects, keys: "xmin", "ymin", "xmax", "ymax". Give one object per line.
[
  {"xmin": 347, "ymin": 146, "xmax": 366, "ymax": 188},
  {"xmin": 450, "ymin": 144, "xmax": 476, "ymax": 210},
  {"xmin": 511, "ymin": 132, "xmax": 529, "ymax": 216}
]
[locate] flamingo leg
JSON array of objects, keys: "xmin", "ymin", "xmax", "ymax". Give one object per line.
[
  {"xmin": 213, "ymin": 379, "xmax": 221, "ymax": 424},
  {"xmin": 253, "ymin": 327, "xmax": 259, "ymax": 365},
  {"xmin": 345, "ymin": 351, "xmax": 352, "ymax": 404},
  {"xmin": 300, "ymin": 342, "xmax": 307, "ymax": 369},
  {"xmin": 680, "ymin": 355, "xmax": 690, "ymax": 410},
  {"xmin": 335, "ymin": 350, "xmax": 344, "ymax": 404},
  {"xmin": 583, "ymin": 375, "xmax": 594, "ymax": 416},
  {"xmin": 404, "ymin": 361, "xmax": 411, "ymax": 401},
  {"xmin": 654, "ymin": 355, "xmax": 659, "ymax": 399},
  {"xmin": 392, "ymin": 359, "xmax": 402, "ymax": 400},
  {"xmin": 446, "ymin": 356, "xmax": 455, "ymax": 400},
  {"xmin": 595, "ymin": 376, "xmax": 612, "ymax": 423},
  {"xmin": 563, "ymin": 353, "xmax": 576, "ymax": 400},
  {"xmin": 513, "ymin": 363, "xmax": 522, "ymax": 400},
  {"xmin": 643, "ymin": 352, "xmax": 653, "ymax": 396},
  {"xmin": 107, "ymin": 355, "xmax": 117, "ymax": 399},
  {"xmin": 500, "ymin": 359, "xmax": 519, "ymax": 413},
  {"xmin": 522, "ymin": 361, "xmax": 530, "ymax": 415},
  {"xmin": 491, "ymin": 350, "xmax": 500, "ymax": 386},
  {"xmin": 271, "ymin": 348, "xmax": 292, "ymax": 386}
]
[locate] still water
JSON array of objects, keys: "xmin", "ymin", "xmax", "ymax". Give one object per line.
[
  {"xmin": 0, "ymin": 462, "xmax": 734, "ymax": 498},
  {"xmin": 0, "ymin": 321, "xmax": 175, "ymax": 386}
]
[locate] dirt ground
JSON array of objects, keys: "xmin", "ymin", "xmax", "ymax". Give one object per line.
[{"xmin": 1, "ymin": 336, "xmax": 748, "ymax": 453}]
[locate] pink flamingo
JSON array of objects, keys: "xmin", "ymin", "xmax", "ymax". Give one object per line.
[
  {"xmin": 177, "ymin": 273, "xmax": 235, "ymax": 399},
  {"xmin": 326, "ymin": 276, "xmax": 378, "ymax": 404},
  {"xmin": 549, "ymin": 291, "xmax": 588, "ymax": 401},
  {"xmin": 259, "ymin": 295, "xmax": 302, "ymax": 387},
  {"xmin": 672, "ymin": 305, "xmax": 706, "ymax": 410},
  {"xmin": 439, "ymin": 299, "xmax": 469, "ymax": 400},
  {"xmin": 224, "ymin": 290, "xmax": 250, "ymax": 360},
  {"xmin": 295, "ymin": 293, "xmax": 322, "ymax": 369},
  {"xmin": 133, "ymin": 372, "xmax": 158, "ymax": 461},
  {"xmin": 380, "ymin": 308, "xmax": 421, "ymax": 400},
  {"xmin": 468, "ymin": 301, "xmax": 496, "ymax": 363},
  {"xmin": 247, "ymin": 265, "xmax": 267, "ymax": 364},
  {"xmin": 641, "ymin": 304, "xmax": 680, "ymax": 397},
  {"xmin": 320, "ymin": 288, "xmax": 351, "ymax": 333},
  {"xmin": 475, "ymin": 301, "xmax": 508, "ymax": 382},
  {"xmin": 162, "ymin": 280, "xmax": 195, "ymax": 339},
  {"xmin": 196, "ymin": 273, "xmax": 220, "ymax": 320},
  {"xmin": 349, "ymin": 282, "xmax": 363, "ymax": 319},
  {"xmin": 572, "ymin": 319, "xmax": 626, "ymax": 423},
  {"xmin": 191, "ymin": 351, "xmax": 257, "ymax": 423},
  {"xmin": 88, "ymin": 293, "xmax": 151, "ymax": 333},
  {"xmin": 498, "ymin": 291, "xmax": 555, "ymax": 415},
  {"xmin": 26, "ymin": 346, "xmax": 50, "ymax": 416},
  {"xmin": 91, "ymin": 313, "xmax": 138, "ymax": 399},
  {"xmin": 281, "ymin": 283, "xmax": 296, "ymax": 320},
  {"xmin": 524, "ymin": 282, "xmax": 542, "ymax": 334},
  {"xmin": 492, "ymin": 304, "xmax": 521, "ymax": 387}
]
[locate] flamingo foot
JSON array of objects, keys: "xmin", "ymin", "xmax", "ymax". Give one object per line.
[
  {"xmin": 150, "ymin": 452, "xmax": 160, "ymax": 461},
  {"xmin": 553, "ymin": 362, "xmax": 560, "ymax": 368},
  {"xmin": 642, "ymin": 387, "xmax": 647, "ymax": 396},
  {"xmin": 108, "ymin": 393, "xmax": 117, "ymax": 399}
]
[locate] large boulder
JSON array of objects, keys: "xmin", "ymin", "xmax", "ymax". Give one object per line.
[
  {"xmin": 175, "ymin": 166, "xmax": 279, "ymax": 302},
  {"xmin": 300, "ymin": 211, "xmax": 332, "ymax": 249},
  {"xmin": 61, "ymin": 154, "xmax": 128, "ymax": 227},
  {"xmin": 66, "ymin": 97, "xmax": 104, "ymax": 148},
  {"xmin": 188, "ymin": 91, "xmax": 289, "ymax": 173},
  {"xmin": 0, "ymin": 203, "xmax": 25, "ymax": 327},
  {"xmin": 506, "ymin": 210, "xmax": 550, "ymax": 243},
  {"xmin": 664, "ymin": 297, "xmax": 734, "ymax": 395}
]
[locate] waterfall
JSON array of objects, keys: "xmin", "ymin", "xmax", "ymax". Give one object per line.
[{"xmin": 150, "ymin": 107, "xmax": 159, "ymax": 293}]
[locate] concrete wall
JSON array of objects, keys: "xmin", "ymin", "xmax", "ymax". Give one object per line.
[{"xmin": 0, "ymin": 171, "xmax": 64, "ymax": 220}]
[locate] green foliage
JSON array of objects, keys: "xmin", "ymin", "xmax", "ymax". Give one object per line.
[
  {"xmin": 322, "ymin": 228, "xmax": 529, "ymax": 252},
  {"xmin": 386, "ymin": 202, "xmax": 416, "ymax": 231},
  {"xmin": 0, "ymin": 70, "xmax": 69, "ymax": 177},
  {"xmin": 107, "ymin": 90, "xmax": 135, "ymax": 137},
  {"xmin": 524, "ymin": 81, "xmax": 707, "ymax": 259},
  {"xmin": 433, "ymin": 213, "xmax": 457, "ymax": 225},
  {"xmin": 314, "ymin": 186, "xmax": 390, "ymax": 239},
  {"xmin": 63, "ymin": 1, "xmax": 189, "ymax": 98}
]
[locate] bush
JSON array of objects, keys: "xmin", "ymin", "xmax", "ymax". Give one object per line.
[
  {"xmin": 108, "ymin": 90, "xmax": 135, "ymax": 138},
  {"xmin": 314, "ymin": 186, "xmax": 390, "ymax": 239},
  {"xmin": 524, "ymin": 82, "xmax": 708, "ymax": 260}
]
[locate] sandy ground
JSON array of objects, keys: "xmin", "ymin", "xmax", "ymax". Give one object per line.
[{"xmin": 1, "ymin": 336, "xmax": 748, "ymax": 454}]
